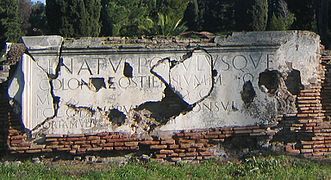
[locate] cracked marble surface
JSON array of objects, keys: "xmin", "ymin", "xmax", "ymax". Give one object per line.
[{"xmin": 5, "ymin": 31, "xmax": 321, "ymax": 137}]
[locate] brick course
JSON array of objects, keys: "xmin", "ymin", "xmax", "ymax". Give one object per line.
[{"xmin": 0, "ymin": 49, "xmax": 331, "ymax": 162}]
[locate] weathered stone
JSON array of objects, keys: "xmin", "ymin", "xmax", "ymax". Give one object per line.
[
  {"xmin": 152, "ymin": 49, "xmax": 213, "ymax": 105},
  {"xmin": 6, "ymin": 31, "xmax": 321, "ymax": 137},
  {"xmin": 8, "ymin": 54, "xmax": 54, "ymax": 130}
]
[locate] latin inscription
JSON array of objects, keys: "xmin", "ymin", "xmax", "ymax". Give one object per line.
[{"xmin": 36, "ymin": 52, "xmax": 274, "ymax": 131}]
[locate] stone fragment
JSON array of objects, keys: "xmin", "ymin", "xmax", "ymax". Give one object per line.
[
  {"xmin": 152, "ymin": 49, "xmax": 213, "ymax": 105},
  {"xmin": 8, "ymin": 54, "xmax": 54, "ymax": 130},
  {"xmin": 21, "ymin": 36, "xmax": 63, "ymax": 76}
]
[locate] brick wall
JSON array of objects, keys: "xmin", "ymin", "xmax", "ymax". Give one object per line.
[{"xmin": 1, "ymin": 50, "xmax": 331, "ymax": 162}]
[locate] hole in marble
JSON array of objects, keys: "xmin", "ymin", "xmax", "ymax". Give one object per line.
[
  {"xmin": 136, "ymin": 86, "xmax": 192, "ymax": 124},
  {"xmin": 123, "ymin": 62, "xmax": 133, "ymax": 78},
  {"xmin": 241, "ymin": 80, "xmax": 256, "ymax": 105},
  {"xmin": 89, "ymin": 77, "xmax": 106, "ymax": 92},
  {"xmin": 258, "ymin": 70, "xmax": 281, "ymax": 95},
  {"xmin": 285, "ymin": 69, "xmax": 302, "ymax": 95},
  {"xmin": 212, "ymin": 69, "xmax": 218, "ymax": 77},
  {"xmin": 108, "ymin": 109, "xmax": 126, "ymax": 126}
]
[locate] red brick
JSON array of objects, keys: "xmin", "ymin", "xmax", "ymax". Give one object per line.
[
  {"xmin": 10, "ymin": 139, "xmax": 23, "ymax": 144},
  {"xmin": 25, "ymin": 149, "xmax": 42, "ymax": 153},
  {"xmin": 87, "ymin": 147, "xmax": 103, "ymax": 151},
  {"xmin": 130, "ymin": 146, "xmax": 139, "ymax": 150},
  {"xmin": 41, "ymin": 148, "xmax": 53, "ymax": 152},
  {"xmin": 174, "ymin": 149, "xmax": 186, "ymax": 153},
  {"xmin": 178, "ymin": 139, "xmax": 195, "ymax": 144},
  {"xmin": 9, "ymin": 146, "xmax": 30, "ymax": 151},
  {"xmin": 204, "ymin": 134, "xmax": 218, "ymax": 139},
  {"xmin": 125, "ymin": 142, "xmax": 138, "ymax": 147},
  {"xmin": 91, "ymin": 140, "xmax": 101, "ymax": 144},
  {"xmin": 168, "ymin": 153, "xmax": 179, "ymax": 157},
  {"xmin": 10, "ymin": 135, "xmax": 24, "ymax": 140},
  {"xmin": 185, "ymin": 152, "xmax": 198, "ymax": 156},
  {"xmin": 67, "ymin": 137, "xmax": 86, "ymax": 141},
  {"xmin": 150, "ymin": 145, "xmax": 167, "ymax": 149},
  {"xmin": 190, "ymin": 143, "xmax": 204, "ymax": 148},
  {"xmin": 199, "ymin": 151, "xmax": 213, "ymax": 156},
  {"xmin": 103, "ymin": 147, "xmax": 114, "ymax": 151},
  {"xmin": 168, "ymin": 145, "xmax": 180, "ymax": 149},
  {"xmin": 57, "ymin": 147, "xmax": 71, "ymax": 151},
  {"xmin": 74, "ymin": 141, "xmax": 87, "ymax": 145},
  {"xmin": 180, "ymin": 144, "xmax": 191, "ymax": 149},
  {"xmin": 140, "ymin": 141, "xmax": 160, "ymax": 145},
  {"xmin": 114, "ymin": 146, "xmax": 130, "ymax": 150},
  {"xmin": 48, "ymin": 141, "xmax": 60, "ymax": 145},
  {"xmin": 159, "ymin": 150, "xmax": 174, "ymax": 154},
  {"xmin": 187, "ymin": 148, "xmax": 197, "ymax": 152},
  {"xmin": 114, "ymin": 142, "xmax": 125, "ymax": 147},
  {"xmin": 87, "ymin": 136, "xmax": 100, "ymax": 141},
  {"xmin": 207, "ymin": 131, "xmax": 223, "ymax": 135},
  {"xmin": 301, "ymin": 149, "xmax": 314, "ymax": 153},
  {"xmin": 81, "ymin": 144, "xmax": 92, "ymax": 148},
  {"xmin": 160, "ymin": 140, "xmax": 175, "ymax": 145}
]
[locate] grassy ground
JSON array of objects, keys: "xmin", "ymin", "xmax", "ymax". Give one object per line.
[{"xmin": 0, "ymin": 155, "xmax": 330, "ymax": 179}]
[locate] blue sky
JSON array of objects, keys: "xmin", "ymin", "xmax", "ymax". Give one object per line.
[{"xmin": 32, "ymin": 0, "xmax": 45, "ymax": 4}]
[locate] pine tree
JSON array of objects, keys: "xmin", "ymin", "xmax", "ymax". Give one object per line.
[
  {"xmin": 0, "ymin": 0, "xmax": 22, "ymax": 46},
  {"xmin": 267, "ymin": 0, "xmax": 294, "ymax": 31},
  {"xmin": 100, "ymin": 0, "xmax": 112, "ymax": 36},
  {"xmin": 183, "ymin": 0, "xmax": 236, "ymax": 32},
  {"xmin": 19, "ymin": 0, "xmax": 32, "ymax": 35},
  {"xmin": 29, "ymin": 1, "xmax": 48, "ymax": 35},
  {"xmin": 235, "ymin": 0, "xmax": 268, "ymax": 31},
  {"xmin": 287, "ymin": 0, "xmax": 317, "ymax": 31},
  {"xmin": 46, "ymin": 0, "xmax": 101, "ymax": 37}
]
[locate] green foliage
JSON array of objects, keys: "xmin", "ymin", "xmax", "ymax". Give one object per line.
[
  {"xmin": 250, "ymin": 0, "xmax": 268, "ymax": 31},
  {"xmin": 267, "ymin": 13, "xmax": 295, "ymax": 31},
  {"xmin": 19, "ymin": 0, "xmax": 32, "ymax": 35},
  {"xmin": 100, "ymin": 0, "xmax": 188, "ymax": 37},
  {"xmin": 29, "ymin": 2, "xmax": 48, "ymax": 35},
  {"xmin": 266, "ymin": 0, "xmax": 294, "ymax": 31},
  {"xmin": 46, "ymin": 0, "xmax": 101, "ymax": 37},
  {"xmin": 0, "ymin": 0, "xmax": 22, "ymax": 46},
  {"xmin": 287, "ymin": 0, "xmax": 317, "ymax": 31},
  {"xmin": 0, "ymin": 155, "xmax": 329, "ymax": 179},
  {"xmin": 101, "ymin": 0, "xmax": 149, "ymax": 36},
  {"xmin": 184, "ymin": 0, "xmax": 236, "ymax": 32},
  {"xmin": 139, "ymin": 13, "xmax": 187, "ymax": 36},
  {"xmin": 235, "ymin": 0, "xmax": 268, "ymax": 31}
]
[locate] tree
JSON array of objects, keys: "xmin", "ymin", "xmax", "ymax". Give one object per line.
[
  {"xmin": 183, "ymin": 0, "xmax": 204, "ymax": 31},
  {"xmin": 46, "ymin": 0, "xmax": 101, "ymax": 37},
  {"xmin": 267, "ymin": 0, "xmax": 295, "ymax": 31},
  {"xmin": 287, "ymin": 0, "xmax": 317, "ymax": 31},
  {"xmin": 100, "ymin": 0, "xmax": 188, "ymax": 36},
  {"xmin": 19, "ymin": 0, "xmax": 32, "ymax": 35},
  {"xmin": 0, "ymin": 0, "xmax": 22, "ymax": 47},
  {"xmin": 142, "ymin": 0, "xmax": 189, "ymax": 36},
  {"xmin": 29, "ymin": 1, "xmax": 48, "ymax": 35},
  {"xmin": 100, "ymin": 0, "xmax": 149, "ymax": 36},
  {"xmin": 100, "ymin": 0, "xmax": 112, "ymax": 36},
  {"xmin": 235, "ymin": 0, "xmax": 268, "ymax": 31}
]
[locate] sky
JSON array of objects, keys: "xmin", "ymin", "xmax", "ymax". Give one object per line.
[{"xmin": 32, "ymin": 0, "xmax": 45, "ymax": 4}]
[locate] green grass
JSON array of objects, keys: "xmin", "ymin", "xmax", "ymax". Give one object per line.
[{"xmin": 0, "ymin": 155, "xmax": 330, "ymax": 179}]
